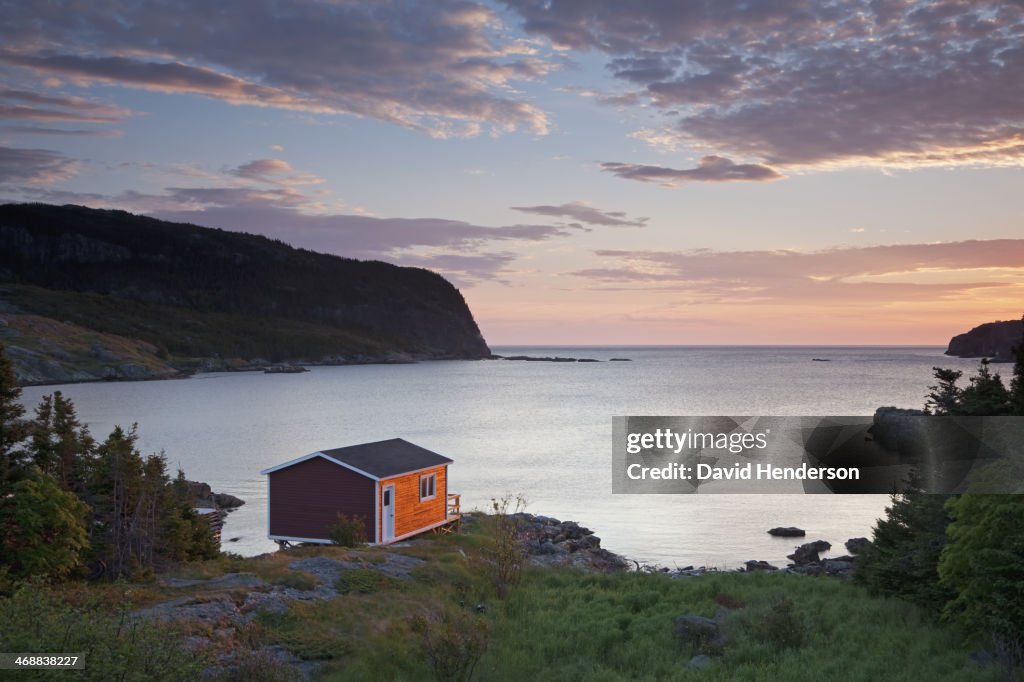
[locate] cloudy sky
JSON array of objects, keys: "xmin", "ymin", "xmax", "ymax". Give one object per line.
[{"xmin": 2, "ymin": 0, "xmax": 1022, "ymax": 344}]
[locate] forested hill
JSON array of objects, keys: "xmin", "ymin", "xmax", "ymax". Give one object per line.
[
  {"xmin": 0, "ymin": 203, "xmax": 490, "ymax": 384},
  {"xmin": 945, "ymin": 318, "xmax": 1023, "ymax": 362}
]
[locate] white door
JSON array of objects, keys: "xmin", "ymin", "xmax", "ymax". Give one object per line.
[{"xmin": 382, "ymin": 484, "xmax": 395, "ymax": 542}]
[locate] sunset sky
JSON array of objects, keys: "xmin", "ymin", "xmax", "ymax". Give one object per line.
[{"xmin": 1, "ymin": 1, "xmax": 1022, "ymax": 344}]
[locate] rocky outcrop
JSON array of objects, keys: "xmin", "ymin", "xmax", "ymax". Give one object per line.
[
  {"xmin": 870, "ymin": 407, "xmax": 928, "ymax": 454},
  {"xmin": 744, "ymin": 560, "xmax": 779, "ymax": 572},
  {"xmin": 513, "ymin": 514, "xmax": 630, "ymax": 572},
  {"xmin": 0, "ymin": 310, "xmax": 184, "ymax": 385},
  {"xmin": 946, "ymin": 319, "xmax": 1023, "ymax": 362},
  {"xmin": 787, "ymin": 540, "xmax": 831, "ymax": 566},
  {"xmin": 501, "ymin": 355, "xmax": 600, "ymax": 362},
  {"xmin": 767, "ymin": 527, "xmax": 805, "ymax": 537},
  {"xmin": 845, "ymin": 537, "xmax": 871, "ymax": 555},
  {"xmin": 186, "ymin": 480, "xmax": 245, "ymax": 510}
]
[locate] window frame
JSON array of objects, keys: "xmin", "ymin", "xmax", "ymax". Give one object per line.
[{"xmin": 419, "ymin": 472, "xmax": 437, "ymax": 501}]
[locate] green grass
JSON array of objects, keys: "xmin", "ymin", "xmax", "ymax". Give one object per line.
[
  {"xmin": 483, "ymin": 569, "xmax": 997, "ymax": 681},
  {"xmin": 253, "ymin": 522, "xmax": 998, "ymax": 681},
  {"xmin": 0, "ymin": 521, "xmax": 1002, "ymax": 681}
]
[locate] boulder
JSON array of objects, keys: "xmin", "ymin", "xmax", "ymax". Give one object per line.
[
  {"xmin": 688, "ymin": 654, "xmax": 712, "ymax": 669},
  {"xmin": 744, "ymin": 560, "xmax": 779, "ymax": 572},
  {"xmin": 845, "ymin": 537, "xmax": 871, "ymax": 555},
  {"xmin": 214, "ymin": 492, "xmax": 245, "ymax": 509},
  {"xmin": 823, "ymin": 559, "xmax": 854, "ymax": 576},
  {"xmin": 767, "ymin": 527, "xmax": 806, "ymax": 538},
  {"xmin": 787, "ymin": 540, "xmax": 831, "ymax": 565},
  {"xmin": 673, "ymin": 615, "xmax": 720, "ymax": 646}
]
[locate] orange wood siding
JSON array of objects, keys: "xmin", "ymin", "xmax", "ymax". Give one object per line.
[{"xmin": 378, "ymin": 465, "xmax": 447, "ymax": 541}]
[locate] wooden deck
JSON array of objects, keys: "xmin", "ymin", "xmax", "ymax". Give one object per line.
[{"xmin": 431, "ymin": 493, "xmax": 462, "ymax": 536}]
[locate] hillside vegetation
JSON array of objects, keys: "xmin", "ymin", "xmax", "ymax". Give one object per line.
[{"xmin": 0, "ymin": 203, "xmax": 490, "ymax": 384}]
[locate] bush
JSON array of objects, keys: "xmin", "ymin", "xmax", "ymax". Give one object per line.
[
  {"xmin": 327, "ymin": 513, "xmax": 367, "ymax": 547},
  {"xmin": 751, "ymin": 595, "xmax": 806, "ymax": 650},
  {"xmin": 0, "ymin": 470, "xmax": 89, "ymax": 581},
  {"xmin": 485, "ymin": 494, "xmax": 527, "ymax": 599},
  {"xmin": 412, "ymin": 606, "xmax": 489, "ymax": 682}
]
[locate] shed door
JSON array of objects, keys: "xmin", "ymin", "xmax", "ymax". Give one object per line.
[{"xmin": 382, "ymin": 484, "xmax": 395, "ymax": 542}]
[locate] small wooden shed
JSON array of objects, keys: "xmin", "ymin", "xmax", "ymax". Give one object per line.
[{"xmin": 260, "ymin": 438, "xmax": 458, "ymax": 546}]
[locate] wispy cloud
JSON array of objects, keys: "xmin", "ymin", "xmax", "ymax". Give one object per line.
[
  {"xmin": 0, "ymin": 146, "xmax": 78, "ymax": 184},
  {"xmin": 511, "ymin": 200, "xmax": 647, "ymax": 226},
  {"xmin": 229, "ymin": 159, "xmax": 322, "ymax": 186},
  {"xmin": 0, "ymin": 1, "xmax": 555, "ymax": 138},
  {"xmin": 571, "ymin": 241, "xmax": 1024, "ymax": 305},
  {"xmin": 507, "ymin": 0, "xmax": 1024, "ymax": 171},
  {"xmin": 0, "ymin": 87, "xmax": 131, "ymax": 124},
  {"xmin": 2, "ymin": 125, "xmax": 122, "ymax": 138},
  {"xmin": 601, "ymin": 157, "xmax": 782, "ymax": 186}
]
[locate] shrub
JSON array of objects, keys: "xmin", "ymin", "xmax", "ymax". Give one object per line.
[
  {"xmin": 0, "ymin": 470, "xmax": 89, "ymax": 580},
  {"xmin": 751, "ymin": 595, "xmax": 806, "ymax": 651},
  {"xmin": 485, "ymin": 494, "xmax": 527, "ymax": 599},
  {"xmin": 327, "ymin": 513, "xmax": 367, "ymax": 547},
  {"xmin": 412, "ymin": 606, "xmax": 489, "ymax": 682}
]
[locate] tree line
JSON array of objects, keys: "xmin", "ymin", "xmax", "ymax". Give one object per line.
[
  {"xmin": 857, "ymin": 315, "xmax": 1024, "ymax": 673},
  {"xmin": 0, "ymin": 344, "xmax": 218, "ymax": 584}
]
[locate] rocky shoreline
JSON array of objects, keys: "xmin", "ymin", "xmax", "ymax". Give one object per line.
[
  {"xmin": 4, "ymin": 341, "xmax": 493, "ymax": 387},
  {"xmin": 509, "ymin": 515, "xmax": 872, "ymax": 582}
]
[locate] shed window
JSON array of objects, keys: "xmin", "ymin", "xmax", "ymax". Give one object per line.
[{"xmin": 419, "ymin": 473, "xmax": 436, "ymax": 501}]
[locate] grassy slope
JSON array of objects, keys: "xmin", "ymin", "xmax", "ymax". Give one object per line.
[
  {"xmin": 28, "ymin": 516, "xmax": 986, "ymax": 681},
  {"xmin": 0, "ymin": 309, "xmax": 183, "ymax": 384},
  {"xmin": 2, "ymin": 284, "xmax": 397, "ymax": 367}
]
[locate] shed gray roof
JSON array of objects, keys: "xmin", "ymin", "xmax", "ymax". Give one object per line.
[{"xmin": 318, "ymin": 438, "xmax": 452, "ymax": 479}]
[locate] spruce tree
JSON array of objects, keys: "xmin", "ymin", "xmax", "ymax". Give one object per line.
[
  {"xmin": 959, "ymin": 359, "xmax": 1012, "ymax": 416},
  {"xmin": 1009, "ymin": 314, "xmax": 1024, "ymax": 416},
  {"xmin": 0, "ymin": 345, "xmax": 27, "ymax": 483},
  {"xmin": 925, "ymin": 367, "xmax": 963, "ymax": 415}
]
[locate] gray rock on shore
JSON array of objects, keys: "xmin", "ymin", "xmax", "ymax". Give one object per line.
[
  {"xmin": 845, "ymin": 537, "xmax": 871, "ymax": 555},
  {"xmin": 787, "ymin": 540, "xmax": 831, "ymax": 565},
  {"xmin": 514, "ymin": 513, "xmax": 630, "ymax": 572},
  {"xmin": 767, "ymin": 526, "xmax": 806, "ymax": 537}
]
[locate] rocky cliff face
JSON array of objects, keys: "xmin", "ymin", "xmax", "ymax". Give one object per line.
[
  {"xmin": 945, "ymin": 319, "xmax": 1023, "ymax": 362},
  {"xmin": 0, "ymin": 203, "xmax": 491, "ymax": 384}
]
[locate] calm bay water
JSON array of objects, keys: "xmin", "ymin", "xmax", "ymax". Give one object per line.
[{"xmin": 20, "ymin": 346, "xmax": 983, "ymax": 568}]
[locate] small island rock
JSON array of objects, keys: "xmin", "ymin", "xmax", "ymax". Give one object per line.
[{"xmin": 767, "ymin": 526, "xmax": 806, "ymax": 537}]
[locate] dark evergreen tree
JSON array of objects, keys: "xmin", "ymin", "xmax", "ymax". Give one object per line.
[
  {"xmin": 855, "ymin": 477, "xmax": 954, "ymax": 614},
  {"xmin": 163, "ymin": 470, "xmax": 220, "ymax": 562},
  {"xmin": 0, "ymin": 346, "xmax": 27, "ymax": 484},
  {"xmin": 1010, "ymin": 314, "xmax": 1024, "ymax": 416},
  {"xmin": 925, "ymin": 367, "xmax": 963, "ymax": 415},
  {"xmin": 958, "ymin": 359, "xmax": 1012, "ymax": 416},
  {"xmin": 87, "ymin": 427, "xmax": 218, "ymax": 578}
]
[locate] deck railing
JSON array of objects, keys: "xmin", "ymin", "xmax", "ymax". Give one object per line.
[{"xmin": 447, "ymin": 493, "xmax": 461, "ymax": 517}]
